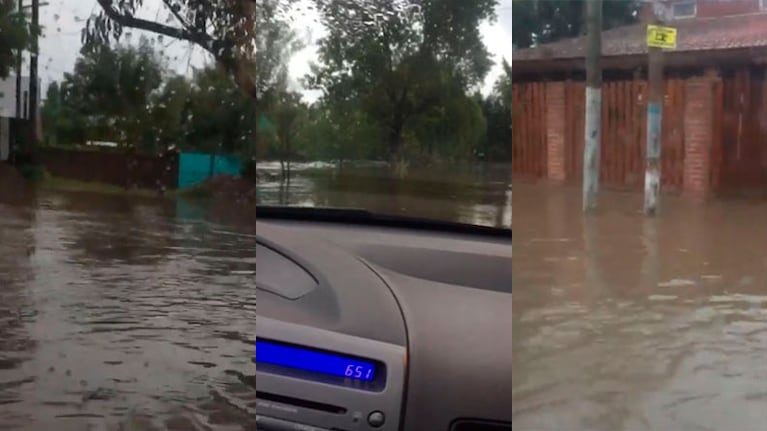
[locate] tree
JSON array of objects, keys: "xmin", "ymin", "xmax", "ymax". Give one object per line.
[
  {"xmin": 0, "ymin": 0, "xmax": 31, "ymax": 78},
  {"xmin": 409, "ymin": 73, "xmax": 486, "ymax": 163},
  {"xmin": 41, "ymin": 82, "xmax": 63, "ymax": 146},
  {"xmin": 144, "ymin": 74, "xmax": 193, "ymax": 152},
  {"xmin": 496, "ymin": 59, "xmax": 511, "ymax": 106},
  {"xmin": 84, "ymin": 0, "xmax": 263, "ymax": 98},
  {"xmin": 44, "ymin": 35, "xmax": 259, "ymax": 154},
  {"xmin": 475, "ymin": 59, "xmax": 512, "ymax": 162},
  {"xmin": 479, "ymin": 94, "xmax": 510, "ymax": 162},
  {"xmin": 270, "ymin": 90, "xmax": 304, "ymax": 179},
  {"xmin": 310, "ymin": 0, "xmax": 498, "ymax": 165},
  {"xmin": 255, "ymin": 0, "xmax": 303, "ymax": 111},
  {"xmin": 420, "ymin": 0, "xmax": 497, "ymax": 88},
  {"xmin": 44, "ymin": 39, "xmax": 165, "ymax": 150},
  {"xmin": 512, "ymin": 0, "xmax": 638, "ymax": 49},
  {"xmin": 183, "ymin": 66, "xmax": 256, "ymax": 155},
  {"xmin": 295, "ymin": 100, "xmax": 383, "ymax": 167}
]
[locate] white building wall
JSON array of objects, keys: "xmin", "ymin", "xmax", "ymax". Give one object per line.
[{"xmin": 0, "ymin": 75, "xmax": 39, "ymax": 119}]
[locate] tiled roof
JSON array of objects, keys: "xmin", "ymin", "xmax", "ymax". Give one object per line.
[{"xmin": 514, "ymin": 13, "xmax": 767, "ymax": 62}]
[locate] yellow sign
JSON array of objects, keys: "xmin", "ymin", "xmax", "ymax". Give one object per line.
[{"xmin": 647, "ymin": 25, "xmax": 677, "ymax": 49}]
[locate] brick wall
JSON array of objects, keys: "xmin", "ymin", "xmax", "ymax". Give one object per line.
[
  {"xmin": 511, "ymin": 82, "xmax": 548, "ymax": 178},
  {"xmin": 534, "ymin": 74, "xmax": 722, "ymax": 198},
  {"xmin": 545, "ymin": 82, "xmax": 567, "ymax": 182},
  {"xmin": 683, "ymin": 77, "xmax": 715, "ymax": 199}
]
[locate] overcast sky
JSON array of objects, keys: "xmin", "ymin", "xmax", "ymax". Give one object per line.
[{"xmin": 34, "ymin": 0, "xmax": 511, "ymax": 101}]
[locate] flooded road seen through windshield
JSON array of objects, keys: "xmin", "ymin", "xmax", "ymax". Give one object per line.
[
  {"xmin": 513, "ymin": 182, "xmax": 767, "ymax": 431},
  {"xmin": 256, "ymin": 162, "xmax": 512, "ymax": 229}
]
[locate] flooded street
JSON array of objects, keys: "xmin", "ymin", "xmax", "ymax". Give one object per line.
[
  {"xmin": 0, "ymin": 190, "xmax": 260, "ymax": 430},
  {"xmin": 255, "ymin": 162, "xmax": 512, "ymax": 229},
  {"xmin": 513, "ymin": 182, "xmax": 767, "ymax": 431},
  {"xmin": 0, "ymin": 166, "xmax": 509, "ymax": 430}
]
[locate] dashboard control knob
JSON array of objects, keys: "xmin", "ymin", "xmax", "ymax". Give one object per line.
[{"xmin": 367, "ymin": 411, "xmax": 385, "ymax": 428}]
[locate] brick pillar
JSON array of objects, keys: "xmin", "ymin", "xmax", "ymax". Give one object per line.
[
  {"xmin": 683, "ymin": 76, "xmax": 715, "ymax": 199},
  {"xmin": 546, "ymin": 81, "xmax": 567, "ymax": 182}
]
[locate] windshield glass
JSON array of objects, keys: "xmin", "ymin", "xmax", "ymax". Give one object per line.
[{"xmin": 254, "ymin": 0, "xmax": 512, "ymax": 229}]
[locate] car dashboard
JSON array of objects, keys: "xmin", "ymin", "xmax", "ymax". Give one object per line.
[{"xmin": 255, "ymin": 216, "xmax": 512, "ymax": 431}]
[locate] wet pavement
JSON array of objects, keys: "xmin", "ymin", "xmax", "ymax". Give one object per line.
[
  {"xmin": 0, "ymin": 190, "xmax": 259, "ymax": 430},
  {"xmin": 513, "ymin": 182, "xmax": 767, "ymax": 431}
]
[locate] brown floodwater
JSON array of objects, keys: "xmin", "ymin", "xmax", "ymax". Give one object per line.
[
  {"xmin": 1, "ymin": 190, "xmax": 260, "ymax": 430},
  {"xmin": 0, "ymin": 168, "xmax": 508, "ymax": 430},
  {"xmin": 255, "ymin": 162, "xmax": 512, "ymax": 229},
  {"xmin": 513, "ymin": 182, "xmax": 767, "ymax": 431}
]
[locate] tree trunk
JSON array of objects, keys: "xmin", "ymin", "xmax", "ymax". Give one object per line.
[
  {"xmin": 388, "ymin": 123, "xmax": 404, "ymax": 163},
  {"xmin": 286, "ymin": 137, "xmax": 291, "ymax": 182},
  {"xmin": 388, "ymin": 122, "xmax": 407, "ymax": 178},
  {"xmin": 234, "ymin": 0, "xmax": 257, "ymax": 99}
]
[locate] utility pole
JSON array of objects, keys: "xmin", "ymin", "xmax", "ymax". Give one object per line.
[
  {"xmin": 644, "ymin": 1, "xmax": 666, "ymax": 216},
  {"xmin": 15, "ymin": 0, "xmax": 23, "ymax": 118},
  {"xmin": 28, "ymin": 0, "xmax": 39, "ymax": 141},
  {"xmin": 583, "ymin": 0, "xmax": 602, "ymax": 212}
]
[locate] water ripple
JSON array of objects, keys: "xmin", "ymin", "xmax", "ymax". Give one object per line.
[{"xmin": 0, "ymin": 191, "xmax": 258, "ymax": 430}]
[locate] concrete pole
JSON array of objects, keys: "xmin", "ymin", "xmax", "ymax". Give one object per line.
[
  {"xmin": 583, "ymin": 0, "xmax": 602, "ymax": 212},
  {"xmin": 15, "ymin": 0, "xmax": 22, "ymax": 118},
  {"xmin": 644, "ymin": 4, "xmax": 664, "ymax": 216},
  {"xmin": 28, "ymin": 0, "xmax": 39, "ymax": 142}
]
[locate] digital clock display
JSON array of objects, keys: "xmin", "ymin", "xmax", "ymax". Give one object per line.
[{"xmin": 256, "ymin": 340, "xmax": 377, "ymax": 382}]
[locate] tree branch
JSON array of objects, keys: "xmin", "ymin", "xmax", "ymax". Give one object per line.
[
  {"xmin": 95, "ymin": 0, "xmax": 257, "ymax": 99},
  {"xmin": 161, "ymin": 0, "xmax": 192, "ymax": 30},
  {"xmin": 95, "ymin": 0, "xmax": 217, "ymax": 57}
]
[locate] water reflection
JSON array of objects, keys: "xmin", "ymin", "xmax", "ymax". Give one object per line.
[
  {"xmin": 513, "ymin": 182, "xmax": 767, "ymax": 431},
  {"xmin": 0, "ymin": 190, "xmax": 259, "ymax": 430},
  {"xmin": 255, "ymin": 162, "xmax": 512, "ymax": 228},
  {"xmin": 0, "ymin": 203, "xmax": 37, "ymax": 416}
]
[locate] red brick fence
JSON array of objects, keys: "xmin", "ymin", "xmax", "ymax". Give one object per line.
[{"xmin": 513, "ymin": 70, "xmax": 765, "ymax": 198}]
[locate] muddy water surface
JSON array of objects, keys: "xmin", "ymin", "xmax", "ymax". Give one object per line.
[
  {"xmin": 256, "ymin": 162, "xmax": 512, "ymax": 228},
  {"xmin": 0, "ymin": 167, "xmax": 510, "ymax": 431},
  {"xmin": 1, "ymin": 190, "xmax": 259, "ymax": 430},
  {"xmin": 513, "ymin": 182, "xmax": 767, "ymax": 431}
]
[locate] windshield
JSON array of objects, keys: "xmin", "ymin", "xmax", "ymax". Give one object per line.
[{"xmin": 254, "ymin": 0, "xmax": 512, "ymax": 229}]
